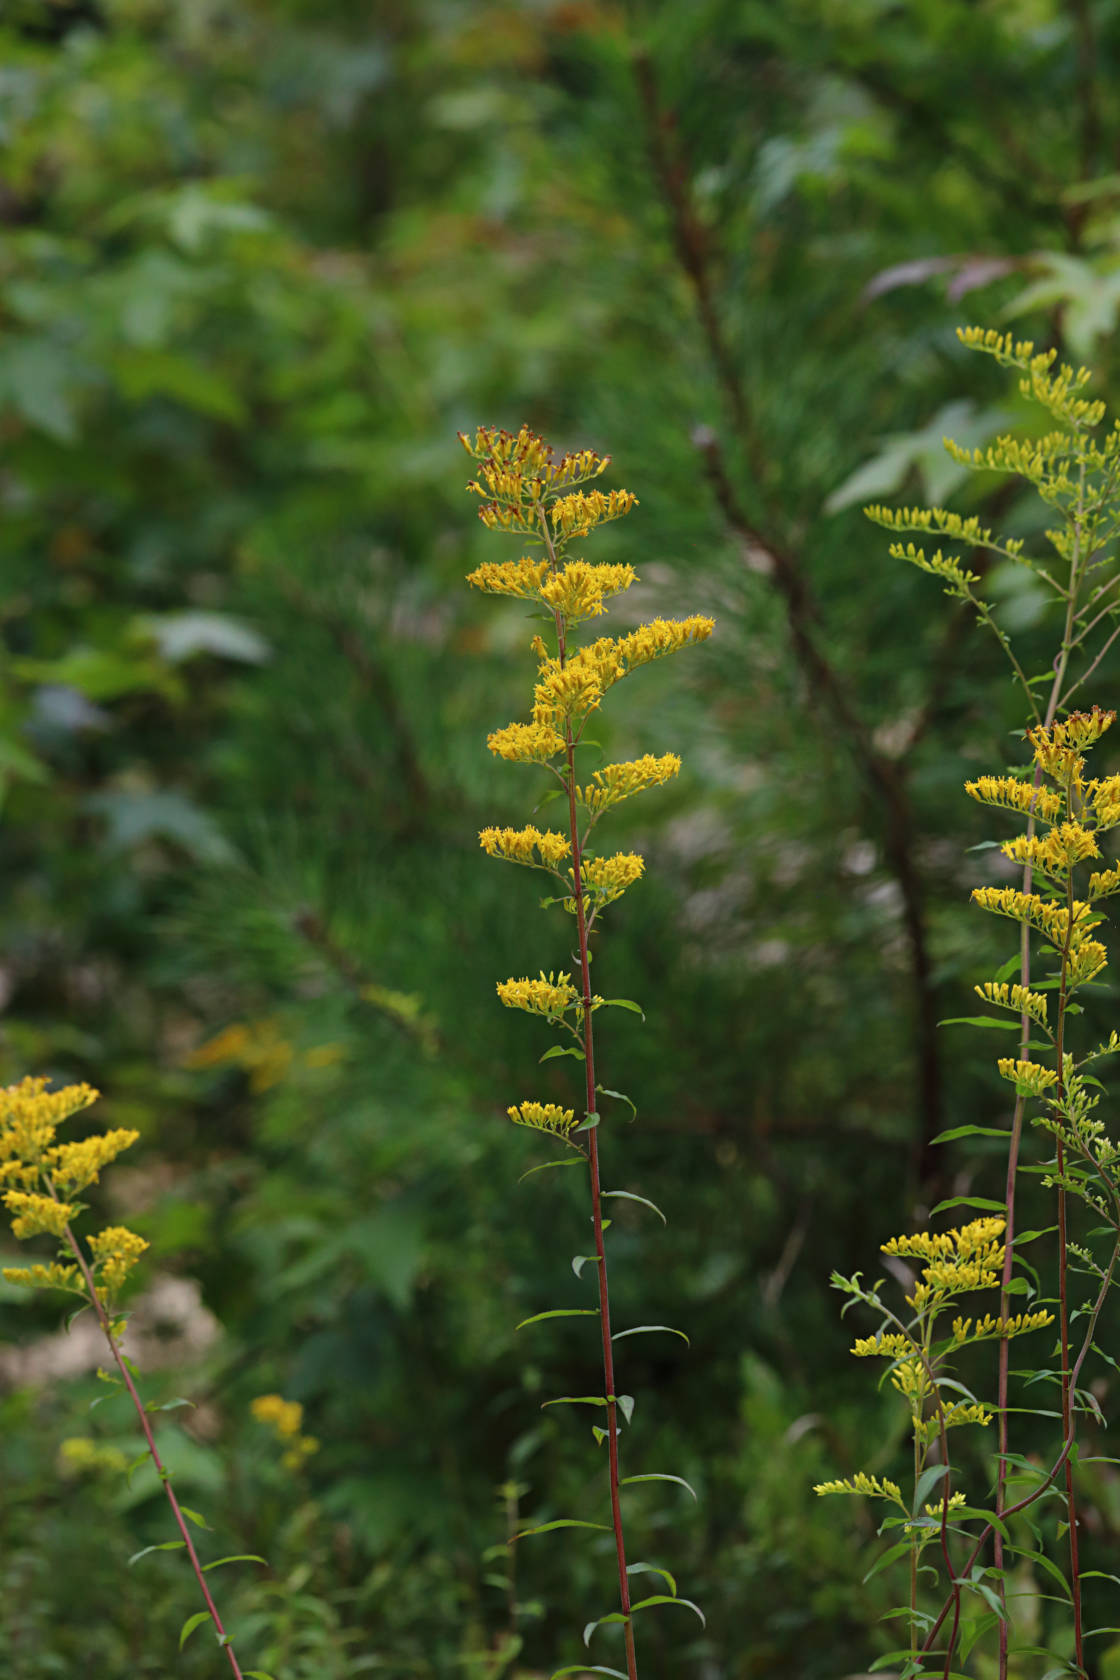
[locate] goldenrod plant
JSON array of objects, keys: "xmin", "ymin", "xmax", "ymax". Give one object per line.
[
  {"xmin": 461, "ymin": 425, "xmax": 712, "ymax": 1679},
  {"xmin": 818, "ymin": 331, "xmax": 1120, "ymax": 1677},
  {"xmin": 0, "ymin": 1077, "xmax": 271, "ymax": 1677}
]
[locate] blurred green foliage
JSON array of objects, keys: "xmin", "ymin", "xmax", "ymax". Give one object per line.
[{"xmin": 5, "ymin": 0, "xmax": 1120, "ymax": 1674}]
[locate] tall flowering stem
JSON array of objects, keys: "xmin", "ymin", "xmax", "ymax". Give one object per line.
[
  {"xmin": 0, "ymin": 1077, "xmax": 247, "ymax": 1675},
  {"xmin": 821, "ymin": 329, "xmax": 1120, "ymax": 1674},
  {"xmin": 462, "ymin": 425, "xmax": 712, "ymax": 1672}
]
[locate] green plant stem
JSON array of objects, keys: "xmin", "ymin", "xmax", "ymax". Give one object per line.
[
  {"xmin": 56, "ymin": 1213, "xmax": 245, "ymax": 1678},
  {"xmin": 543, "ymin": 557, "xmax": 637, "ymax": 1678}
]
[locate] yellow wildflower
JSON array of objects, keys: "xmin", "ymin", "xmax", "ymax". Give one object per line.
[
  {"xmin": 965, "ymin": 776, "xmax": 1063, "ymax": 822},
  {"xmin": 486, "ymin": 720, "xmax": 565, "ymax": 763},
  {"xmin": 479, "ymin": 825, "xmax": 571, "ymax": 869},
  {"xmin": 578, "ymin": 852, "xmax": 645, "ymax": 906},
  {"xmin": 998, "ymin": 1058, "xmax": 1059, "ymax": 1096},
  {"xmin": 550, "ymin": 488, "xmax": 639, "ymax": 538},
  {"xmin": 578, "ymin": 753, "xmax": 681, "ymax": 814},
  {"xmin": 497, "ymin": 972, "xmax": 581, "ymax": 1017},
  {"xmin": 1089, "ymin": 774, "xmax": 1120, "ymax": 830},
  {"xmin": 950, "ymin": 1309, "xmax": 1054, "ymax": 1345},
  {"xmin": 46, "ymin": 1129, "xmax": 140, "ymax": 1194},
  {"xmin": 507, "ymin": 1100, "xmax": 577, "ymax": 1137},
  {"xmin": 3, "ymin": 1261, "xmax": 81, "ymax": 1291},
  {"xmin": 814, "ymin": 1472, "xmax": 905, "ymax": 1506},
  {"xmin": 1001, "ymin": 821, "xmax": 1099, "ymax": 876},
  {"xmin": 87, "ymin": 1226, "xmax": 148, "ymax": 1295},
  {"xmin": 850, "ymin": 1331, "xmax": 911, "ymax": 1358},
  {"xmin": 975, "ymin": 980, "xmax": 1048, "ymax": 1027},
  {"xmin": 613, "ymin": 616, "xmax": 716, "ymax": 671},
  {"xmin": 0, "ymin": 1078, "xmax": 100, "ymax": 1168},
  {"xmin": 251, "ymin": 1393, "xmax": 304, "ymax": 1438},
  {"xmin": 971, "ymin": 886, "xmax": 1096, "ymax": 950},
  {"xmin": 466, "ymin": 556, "xmax": 551, "ymax": 598},
  {"xmin": 4, "ymin": 1190, "xmax": 76, "ymax": 1240},
  {"xmin": 1029, "ymin": 707, "xmax": 1114, "ymax": 757},
  {"xmin": 539, "ymin": 560, "xmax": 638, "ymax": 623},
  {"xmin": 1089, "ymin": 864, "xmax": 1120, "ymax": 900}
]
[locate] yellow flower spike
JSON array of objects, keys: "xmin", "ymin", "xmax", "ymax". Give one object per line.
[
  {"xmin": 539, "ymin": 560, "xmax": 638, "ymax": 623},
  {"xmin": 971, "ymin": 885, "xmax": 1097, "ymax": 950},
  {"xmin": 964, "ymin": 776, "xmax": 1063, "ymax": 822},
  {"xmin": 975, "ymin": 980, "xmax": 1048, "ymax": 1028},
  {"xmin": 814, "ymin": 1472, "xmax": 905, "ymax": 1506},
  {"xmin": 850, "ymin": 1331, "xmax": 911, "ymax": 1358},
  {"xmin": 479, "ymin": 825, "xmax": 571, "ymax": 869},
  {"xmin": 486, "ymin": 721, "xmax": 565, "ymax": 764},
  {"xmin": 496, "ymin": 972, "xmax": 581, "ymax": 1017},
  {"xmin": 550, "ymin": 487, "xmax": 639, "ymax": 539},
  {"xmin": 507, "ymin": 1100, "xmax": 578, "ymax": 1137},
  {"xmin": 3, "ymin": 1261, "xmax": 81, "ymax": 1292},
  {"xmin": 467, "ymin": 557, "xmax": 552, "ymax": 598},
  {"xmin": 998, "ymin": 1058, "xmax": 1060, "ymax": 1096},
  {"xmin": 4, "ymin": 1190, "xmax": 77, "ymax": 1240},
  {"xmin": 1001, "ymin": 822, "xmax": 1100, "ymax": 877},
  {"xmin": 578, "ymin": 753, "xmax": 682, "ymax": 814},
  {"xmin": 0, "ymin": 1077, "xmax": 100, "ymax": 1168},
  {"xmin": 1066, "ymin": 938, "xmax": 1108, "ymax": 987},
  {"xmin": 87, "ymin": 1226, "xmax": 148, "ymax": 1296},
  {"xmin": 613, "ymin": 616, "xmax": 716, "ymax": 672},
  {"xmin": 46, "ymin": 1129, "xmax": 140, "ymax": 1194},
  {"xmin": 576, "ymin": 853, "xmax": 645, "ymax": 907}
]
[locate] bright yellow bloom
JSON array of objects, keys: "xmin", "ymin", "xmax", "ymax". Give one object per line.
[
  {"xmin": 814, "ymin": 1472, "xmax": 905, "ymax": 1506},
  {"xmin": 965, "ymin": 776, "xmax": 1063, "ymax": 822},
  {"xmin": 1089, "ymin": 774, "xmax": 1120, "ymax": 830},
  {"xmin": 850, "ymin": 1332, "xmax": 911, "ymax": 1358},
  {"xmin": 87, "ymin": 1226, "xmax": 148, "ymax": 1295},
  {"xmin": 507, "ymin": 1100, "xmax": 577, "ymax": 1137},
  {"xmin": 613, "ymin": 616, "xmax": 715, "ymax": 671},
  {"xmin": 578, "ymin": 753, "xmax": 681, "ymax": 814},
  {"xmin": 251, "ymin": 1393, "xmax": 304, "ymax": 1438},
  {"xmin": 950, "ymin": 1309, "xmax": 1054, "ymax": 1345},
  {"xmin": 1001, "ymin": 821, "xmax": 1099, "ymax": 876},
  {"xmin": 578, "ymin": 853, "xmax": 645, "ymax": 906},
  {"xmin": 1089, "ymin": 864, "xmax": 1120, "ymax": 900},
  {"xmin": 497, "ymin": 972, "xmax": 581, "ymax": 1017},
  {"xmin": 467, "ymin": 556, "xmax": 551, "ymax": 598},
  {"xmin": 539, "ymin": 560, "xmax": 638, "ymax": 622},
  {"xmin": 971, "ymin": 885, "xmax": 1096, "ymax": 950},
  {"xmin": 486, "ymin": 721, "xmax": 565, "ymax": 763},
  {"xmin": 998, "ymin": 1058, "xmax": 1059, "ymax": 1096},
  {"xmin": 1066, "ymin": 938, "xmax": 1108, "ymax": 985},
  {"xmin": 4, "ymin": 1190, "xmax": 76, "ymax": 1240},
  {"xmin": 550, "ymin": 488, "xmax": 639, "ymax": 539},
  {"xmin": 2, "ymin": 1261, "xmax": 81, "ymax": 1292},
  {"xmin": 46, "ymin": 1129, "xmax": 140, "ymax": 1194},
  {"xmin": 1029, "ymin": 707, "xmax": 1114, "ymax": 758},
  {"xmin": 479, "ymin": 825, "xmax": 571, "ymax": 868},
  {"xmin": 975, "ymin": 980, "xmax": 1048, "ymax": 1027},
  {"xmin": 0, "ymin": 1078, "xmax": 100, "ymax": 1169}
]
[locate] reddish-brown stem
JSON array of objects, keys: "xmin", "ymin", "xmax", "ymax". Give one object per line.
[
  {"xmin": 1054, "ymin": 871, "xmax": 1085, "ymax": 1671},
  {"xmin": 548, "ymin": 584, "xmax": 637, "ymax": 1675},
  {"xmin": 58, "ymin": 1217, "xmax": 245, "ymax": 1677}
]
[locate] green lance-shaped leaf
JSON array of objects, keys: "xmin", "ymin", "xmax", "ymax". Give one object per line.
[
  {"xmin": 179, "ymin": 1611, "xmax": 212, "ymax": 1650},
  {"xmin": 584, "ymin": 1611, "xmax": 630, "ymax": 1646},
  {"xmin": 128, "ymin": 1541, "xmax": 186, "ymax": 1566},
  {"xmin": 596, "ymin": 1084, "xmax": 637, "ymax": 1120},
  {"xmin": 551, "ymin": 1667, "xmax": 630, "ymax": 1678},
  {"xmin": 517, "ymin": 1308, "xmax": 599, "ymax": 1331},
  {"xmin": 598, "ymin": 998, "xmax": 645, "ymax": 1020},
  {"xmin": 627, "ymin": 1560, "xmax": 677, "ymax": 1597},
  {"xmin": 631, "ymin": 1593, "xmax": 706, "ymax": 1627},
  {"xmin": 574, "ymin": 1111, "xmax": 600, "ymax": 1133},
  {"xmin": 202, "ymin": 1554, "xmax": 269, "ymax": 1573},
  {"xmin": 912, "ymin": 1462, "xmax": 949, "ymax": 1513},
  {"xmin": 518, "ymin": 1157, "xmax": 585, "ymax": 1185},
  {"xmin": 613, "ymin": 1324, "xmax": 690, "ymax": 1346},
  {"xmin": 621, "ymin": 1472, "xmax": 698, "ymax": 1500},
  {"xmin": 540, "ymin": 1044, "xmax": 584, "ymax": 1063},
  {"xmin": 178, "ymin": 1504, "xmax": 211, "ymax": 1530},
  {"xmin": 513, "ymin": 1518, "xmax": 612, "ymax": 1541},
  {"xmin": 602, "ymin": 1189, "xmax": 666, "ymax": 1223}
]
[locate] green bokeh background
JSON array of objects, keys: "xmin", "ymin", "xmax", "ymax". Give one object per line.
[{"xmin": 4, "ymin": 1, "xmax": 1120, "ymax": 1674}]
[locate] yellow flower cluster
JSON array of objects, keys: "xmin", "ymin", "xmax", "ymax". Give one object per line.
[
  {"xmin": 1002, "ymin": 820, "xmax": 1100, "ymax": 876},
  {"xmin": 1033, "ymin": 707, "xmax": 1115, "ymax": 753},
  {"xmin": 479, "ymin": 825, "xmax": 571, "ymax": 868},
  {"xmin": 851, "ymin": 1331, "xmax": 911, "ymax": 1358},
  {"xmin": 497, "ymin": 972, "xmax": 581, "ymax": 1017},
  {"xmin": 550, "ymin": 488, "xmax": 639, "ymax": 539},
  {"xmin": 813, "ymin": 1471, "xmax": 904, "ymax": 1506},
  {"xmin": 88, "ymin": 1226, "xmax": 149, "ymax": 1296},
  {"xmin": 540, "ymin": 561, "xmax": 638, "ymax": 622},
  {"xmin": 466, "ymin": 556, "xmax": 551, "ymax": 598},
  {"xmin": 890, "ymin": 1356, "xmax": 931, "ymax": 1403},
  {"xmin": 3, "ymin": 1191, "xmax": 76, "ymax": 1240},
  {"xmin": 459, "ymin": 425, "xmax": 609, "ymax": 490},
  {"xmin": 0, "ymin": 1077, "xmax": 100, "ymax": 1175},
  {"xmin": 965, "ymin": 775, "xmax": 1063, "ymax": 821},
  {"xmin": 886, "ymin": 542, "xmax": 982, "ymax": 595},
  {"xmin": 185, "ymin": 1018, "xmax": 296, "ymax": 1091},
  {"xmin": 1090, "ymin": 774, "xmax": 1120, "ymax": 830},
  {"xmin": 578, "ymin": 753, "xmax": 681, "ymax": 814},
  {"xmin": 507, "ymin": 1100, "xmax": 578, "ymax": 1137},
  {"xmin": 971, "ymin": 885, "xmax": 1096, "ymax": 949},
  {"xmin": 531, "ymin": 618, "xmax": 715, "ymax": 731},
  {"xmin": 949, "ymin": 1309, "xmax": 1054, "ymax": 1345},
  {"xmin": 533, "ymin": 658, "xmax": 606, "ymax": 727},
  {"xmin": 998, "ymin": 1058, "xmax": 1059, "ymax": 1096},
  {"xmin": 486, "ymin": 721, "xmax": 565, "ymax": 763},
  {"xmin": 46, "ymin": 1130, "xmax": 141, "ymax": 1194},
  {"xmin": 975, "ymin": 980, "xmax": 1048, "ymax": 1027},
  {"xmin": 883, "ymin": 1217, "xmax": 1006, "ymax": 1309},
  {"xmin": 251, "ymin": 1393, "xmax": 320, "ymax": 1470},
  {"xmin": 1090, "ymin": 864, "xmax": 1120, "ymax": 900},
  {"xmin": 578, "ymin": 853, "xmax": 645, "ymax": 906},
  {"xmin": 2, "ymin": 1261, "xmax": 80, "ymax": 1292}
]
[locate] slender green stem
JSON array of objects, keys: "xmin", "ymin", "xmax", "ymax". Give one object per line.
[
  {"xmin": 53, "ymin": 1203, "xmax": 245, "ymax": 1677},
  {"xmin": 539, "ymin": 516, "xmax": 638, "ymax": 1679}
]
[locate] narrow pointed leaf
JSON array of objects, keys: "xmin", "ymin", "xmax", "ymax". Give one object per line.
[
  {"xmin": 631, "ymin": 1594, "xmax": 705, "ymax": 1628},
  {"xmin": 202, "ymin": 1554, "xmax": 268, "ymax": 1573},
  {"xmin": 612, "ymin": 1324, "xmax": 689, "ymax": 1346},
  {"xmin": 627, "ymin": 1561, "xmax": 677, "ymax": 1597},
  {"xmin": 518, "ymin": 1157, "xmax": 585, "ymax": 1185},
  {"xmin": 128, "ymin": 1541, "xmax": 185, "ymax": 1566},
  {"xmin": 541, "ymin": 1395, "xmax": 608, "ymax": 1410},
  {"xmin": 517, "ymin": 1308, "xmax": 598, "ymax": 1331},
  {"xmin": 550, "ymin": 1667, "xmax": 629, "ymax": 1678},
  {"xmin": 912, "ymin": 1463, "xmax": 948, "ymax": 1512},
  {"xmin": 583, "ymin": 1611, "xmax": 629, "ymax": 1646},
  {"xmin": 178, "ymin": 1505, "xmax": 210, "ymax": 1530},
  {"xmin": 179, "ymin": 1611, "xmax": 211, "ymax": 1649},
  {"xmin": 513, "ymin": 1518, "xmax": 611, "ymax": 1540},
  {"xmin": 929, "ymin": 1195, "xmax": 1007, "ymax": 1216},
  {"xmin": 574, "ymin": 1111, "xmax": 600, "ymax": 1133},
  {"xmin": 600, "ymin": 998, "xmax": 645, "ymax": 1020},
  {"xmin": 601, "ymin": 1190, "xmax": 666, "ymax": 1223},
  {"xmin": 597, "ymin": 1085, "xmax": 637, "ymax": 1120},
  {"xmin": 621, "ymin": 1472, "xmax": 697, "ymax": 1500},
  {"xmin": 540, "ymin": 1045, "xmax": 584, "ymax": 1063}
]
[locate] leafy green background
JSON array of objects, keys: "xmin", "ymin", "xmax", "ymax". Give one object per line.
[{"xmin": 4, "ymin": 1, "xmax": 1120, "ymax": 1674}]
